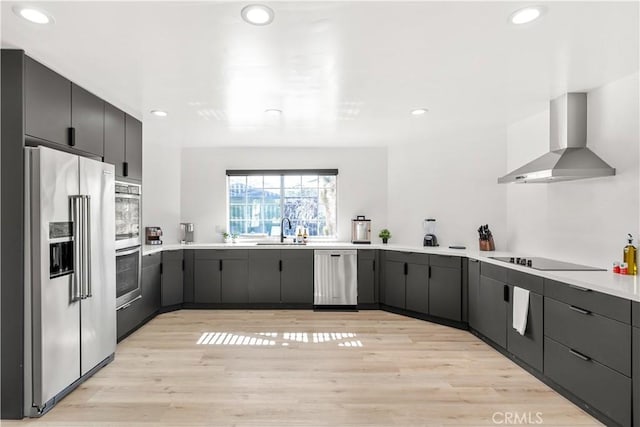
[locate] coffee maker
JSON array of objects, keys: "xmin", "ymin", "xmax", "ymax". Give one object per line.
[
  {"xmin": 180, "ymin": 222, "xmax": 194, "ymax": 244},
  {"xmin": 423, "ymin": 218, "xmax": 439, "ymax": 247}
]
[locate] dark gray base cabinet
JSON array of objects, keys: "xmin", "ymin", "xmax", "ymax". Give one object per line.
[
  {"xmin": 545, "ymin": 337, "xmax": 631, "ymax": 427},
  {"xmin": 383, "ymin": 259, "xmax": 406, "ymax": 309},
  {"xmin": 468, "ymin": 259, "xmax": 480, "ymax": 329},
  {"xmin": 280, "ymin": 250, "xmax": 313, "ymax": 304},
  {"xmin": 193, "ymin": 250, "xmax": 249, "ymax": 304},
  {"xmin": 507, "ymin": 286, "xmax": 543, "ymax": 372},
  {"xmin": 249, "ymin": 250, "xmax": 280, "ymax": 303},
  {"xmin": 476, "ymin": 275, "xmax": 507, "ymax": 348},
  {"xmin": 140, "ymin": 253, "xmax": 161, "ymax": 321},
  {"xmin": 357, "ymin": 250, "xmax": 377, "ymax": 305},
  {"xmin": 429, "ymin": 255, "xmax": 462, "ymax": 321},
  {"xmin": 633, "ymin": 327, "xmax": 639, "ymax": 427},
  {"xmin": 161, "ymin": 250, "xmax": 184, "ymax": 307}
]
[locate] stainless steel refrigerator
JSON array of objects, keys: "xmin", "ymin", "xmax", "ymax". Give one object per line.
[{"xmin": 24, "ymin": 146, "xmax": 116, "ymax": 416}]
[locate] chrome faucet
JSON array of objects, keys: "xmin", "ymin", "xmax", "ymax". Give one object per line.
[{"xmin": 280, "ymin": 218, "xmax": 292, "ymax": 243}]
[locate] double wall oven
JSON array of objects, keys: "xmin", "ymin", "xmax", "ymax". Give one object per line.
[{"xmin": 115, "ymin": 182, "xmax": 141, "ymax": 309}]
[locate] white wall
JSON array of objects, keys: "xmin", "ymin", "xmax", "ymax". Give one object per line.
[
  {"xmin": 180, "ymin": 147, "xmax": 387, "ymax": 243},
  {"xmin": 142, "ymin": 143, "xmax": 182, "ymax": 243},
  {"xmin": 506, "ymin": 73, "xmax": 640, "ymax": 267},
  {"xmin": 386, "ymin": 128, "xmax": 507, "ymax": 248}
]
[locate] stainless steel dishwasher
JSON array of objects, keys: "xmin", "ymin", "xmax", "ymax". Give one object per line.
[{"xmin": 313, "ymin": 250, "xmax": 358, "ymax": 309}]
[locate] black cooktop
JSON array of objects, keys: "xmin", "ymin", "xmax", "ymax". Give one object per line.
[{"xmin": 489, "ymin": 256, "xmax": 606, "ymax": 271}]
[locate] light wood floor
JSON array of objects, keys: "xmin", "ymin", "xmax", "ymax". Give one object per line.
[{"xmin": 8, "ymin": 310, "xmax": 601, "ymax": 426}]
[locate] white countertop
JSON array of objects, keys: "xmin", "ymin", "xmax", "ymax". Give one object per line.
[{"xmin": 143, "ymin": 242, "xmax": 640, "ymax": 302}]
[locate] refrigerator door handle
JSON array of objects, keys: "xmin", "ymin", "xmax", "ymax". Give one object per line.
[
  {"xmin": 85, "ymin": 195, "xmax": 93, "ymax": 298},
  {"xmin": 70, "ymin": 196, "xmax": 82, "ymax": 302}
]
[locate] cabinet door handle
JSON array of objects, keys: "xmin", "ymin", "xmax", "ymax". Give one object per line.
[
  {"xmin": 503, "ymin": 285, "xmax": 509, "ymax": 302},
  {"xmin": 68, "ymin": 127, "xmax": 76, "ymax": 146},
  {"xmin": 569, "ymin": 284, "xmax": 591, "ymax": 292},
  {"xmin": 182, "ymin": 259, "xmax": 185, "ymax": 271},
  {"xmin": 569, "ymin": 348, "xmax": 591, "ymax": 362},
  {"xmin": 160, "ymin": 263, "xmax": 163, "ymax": 275},
  {"xmin": 372, "ymin": 260, "xmax": 375, "ymax": 271},
  {"xmin": 219, "ymin": 259, "xmax": 223, "ymax": 271},
  {"xmin": 279, "ymin": 260, "xmax": 282, "ymax": 272},
  {"xmin": 569, "ymin": 305, "xmax": 591, "ymax": 315},
  {"xmin": 404, "ymin": 263, "xmax": 408, "ymax": 275},
  {"xmin": 428, "ymin": 266, "xmax": 432, "ymax": 278},
  {"xmin": 123, "ymin": 161, "xmax": 129, "ymax": 177}
]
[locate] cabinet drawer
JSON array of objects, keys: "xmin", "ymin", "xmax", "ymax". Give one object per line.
[
  {"xmin": 544, "ymin": 337, "xmax": 631, "ymax": 427},
  {"xmin": 507, "ymin": 270, "xmax": 543, "ymax": 294},
  {"xmin": 480, "ymin": 262, "xmax": 507, "ymax": 283},
  {"xmin": 162, "ymin": 250, "xmax": 183, "ymax": 261},
  {"xmin": 430, "ymin": 254, "xmax": 461, "ymax": 269},
  {"xmin": 142, "ymin": 253, "xmax": 161, "ymax": 268},
  {"xmin": 405, "ymin": 252, "xmax": 429, "ymax": 265},
  {"xmin": 545, "ymin": 297, "xmax": 631, "ymax": 376},
  {"xmin": 545, "ymin": 279, "xmax": 631, "ymax": 323},
  {"xmin": 633, "ymin": 302, "xmax": 639, "ymax": 327},
  {"xmin": 195, "ymin": 249, "xmax": 249, "ymax": 260}
]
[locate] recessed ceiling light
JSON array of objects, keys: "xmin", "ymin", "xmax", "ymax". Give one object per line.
[
  {"xmin": 411, "ymin": 108, "xmax": 428, "ymax": 116},
  {"xmin": 241, "ymin": 4, "xmax": 275, "ymax": 26},
  {"xmin": 12, "ymin": 6, "xmax": 53, "ymax": 24},
  {"xmin": 264, "ymin": 108, "xmax": 282, "ymax": 116},
  {"xmin": 150, "ymin": 110, "xmax": 168, "ymax": 117},
  {"xmin": 510, "ymin": 7, "xmax": 542, "ymax": 25}
]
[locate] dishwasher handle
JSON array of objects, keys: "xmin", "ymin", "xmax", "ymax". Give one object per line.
[{"xmin": 330, "ymin": 254, "xmax": 341, "ymax": 257}]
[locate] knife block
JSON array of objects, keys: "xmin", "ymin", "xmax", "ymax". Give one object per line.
[{"xmin": 479, "ymin": 237, "xmax": 495, "ymax": 251}]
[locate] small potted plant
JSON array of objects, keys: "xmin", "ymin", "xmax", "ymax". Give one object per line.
[
  {"xmin": 231, "ymin": 233, "xmax": 239, "ymax": 243},
  {"xmin": 222, "ymin": 232, "xmax": 231, "ymax": 243},
  {"xmin": 379, "ymin": 229, "xmax": 391, "ymax": 244}
]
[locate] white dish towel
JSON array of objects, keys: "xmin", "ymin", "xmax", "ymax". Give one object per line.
[{"xmin": 512, "ymin": 286, "xmax": 530, "ymax": 336}]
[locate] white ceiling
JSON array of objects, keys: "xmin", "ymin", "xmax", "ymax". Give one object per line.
[{"xmin": 1, "ymin": 1, "xmax": 638, "ymax": 148}]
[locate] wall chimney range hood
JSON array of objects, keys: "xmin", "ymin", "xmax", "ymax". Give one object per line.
[{"xmin": 498, "ymin": 93, "xmax": 616, "ymax": 184}]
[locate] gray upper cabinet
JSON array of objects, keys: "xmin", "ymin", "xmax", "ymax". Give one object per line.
[
  {"xmin": 468, "ymin": 258, "xmax": 480, "ymax": 329},
  {"xmin": 24, "ymin": 56, "xmax": 71, "ymax": 147},
  {"xmin": 357, "ymin": 250, "xmax": 377, "ymax": 305},
  {"xmin": 70, "ymin": 83, "xmax": 104, "ymax": 156},
  {"xmin": 104, "ymin": 103, "xmax": 125, "ymax": 177},
  {"xmin": 124, "ymin": 114, "xmax": 142, "ymax": 181},
  {"xmin": 249, "ymin": 250, "xmax": 281, "ymax": 303},
  {"xmin": 161, "ymin": 250, "xmax": 184, "ymax": 307},
  {"xmin": 281, "ymin": 250, "xmax": 313, "ymax": 304},
  {"xmin": 507, "ymin": 285, "xmax": 543, "ymax": 372},
  {"xmin": 429, "ymin": 256, "xmax": 462, "ymax": 321}
]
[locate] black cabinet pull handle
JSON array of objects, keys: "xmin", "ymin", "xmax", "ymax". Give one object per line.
[
  {"xmin": 428, "ymin": 266, "xmax": 432, "ymax": 278},
  {"xmin": 372, "ymin": 260, "xmax": 375, "ymax": 271},
  {"xmin": 569, "ymin": 348, "xmax": 591, "ymax": 362},
  {"xmin": 160, "ymin": 263, "xmax": 163, "ymax": 275},
  {"xmin": 123, "ymin": 161, "xmax": 129, "ymax": 177},
  {"xmin": 331, "ymin": 254, "xmax": 341, "ymax": 257},
  {"xmin": 569, "ymin": 284, "xmax": 591, "ymax": 292},
  {"xmin": 182, "ymin": 259, "xmax": 185, "ymax": 271},
  {"xmin": 279, "ymin": 260, "xmax": 282, "ymax": 271},
  {"xmin": 503, "ymin": 285, "xmax": 509, "ymax": 302},
  {"xmin": 569, "ymin": 305, "xmax": 591, "ymax": 315},
  {"xmin": 68, "ymin": 127, "xmax": 76, "ymax": 146},
  {"xmin": 219, "ymin": 259, "xmax": 223, "ymax": 271}
]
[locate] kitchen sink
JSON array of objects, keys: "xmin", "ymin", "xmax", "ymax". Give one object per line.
[{"xmin": 255, "ymin": 242, "xmax": 305, "ymax": 246}]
